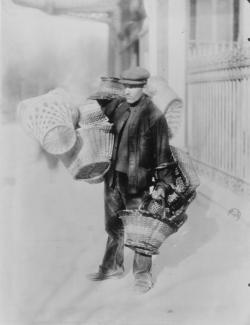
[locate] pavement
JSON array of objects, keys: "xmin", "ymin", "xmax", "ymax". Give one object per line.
[{"xmin": 0, "ymin": 123, "xmax": 250, "ymax": 325}]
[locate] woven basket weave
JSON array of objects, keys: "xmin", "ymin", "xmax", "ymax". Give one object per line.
[
  {"xmin": 18, "ymin": 88, "xmax": 79, "ymax": 155},
  {"xmin": 144, "ymin": 77, "xmax": 183, "ymax": 139},
  {"xmin": 60, "ymin": 123, "xmax": 114, "ymax": 183},
  {"xmin": 59, "ymin": 100, "xmax": 114, "ymax": 183},
  {"xmin": 155, "ymin": 146, "xmax": 200, "ymax": 217},
  {"xmin": 88, "ymin": 77, "xmax": 125, "ymax": 100},
  {"xmin": 119, "ymin": 195, "xmax": 188, "ymax": 256},
  {"xmin": 119, "ymin": 209, "xmax": 176, "ymax": 256},
  {"xmin": 170, "ymin": 146, "xmax": 200, "ymax": 193},
  {"xmin": 79, "ymin": 100, "xmax": 109, "ymax": 127}
]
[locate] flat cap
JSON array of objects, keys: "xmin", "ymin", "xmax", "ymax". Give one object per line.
[{"xmin": 120, "ymin": 67, "xmax": 150, "ymax": 86}]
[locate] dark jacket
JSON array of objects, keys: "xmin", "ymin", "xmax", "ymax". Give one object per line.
[{"xmin": 100, "ymin": 94, "xmax": 174, "ymax": 194}]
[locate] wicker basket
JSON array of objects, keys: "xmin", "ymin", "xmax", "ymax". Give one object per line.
[
  {"xmin": 88, "ymin": 77, "xmax": 125, "ymax": 100},
  {"xmin": 155, "ymin": 146, "xmax": 200, "ymax": 216},
  {"xmin": 170, "ymin": 146, "xmax": 200, "ymax": 192},
  {"xmin": 119, "ymin": 209, "xmax": 175, "ymax": 256},
  {"xmin": 59, "ymin": 124, "xmax": 114, "ymax": 183},
  {"xmin": 79, "ymin": 100, "xmax": 109, "ymax": 127},
  {"xmin": 119, "ymin": 146, "xmax": 199, "ymax": 256},
  {"xmin": 119, "ymin": 196, "xmax": 187, "ymax": 256},
  {"xmin": 144, "ymin": 77, "xmax": 183, "ymax": 139},
  {"xmin": 18, "ymin": 88, "xmax": 79, "ymax": 155}
]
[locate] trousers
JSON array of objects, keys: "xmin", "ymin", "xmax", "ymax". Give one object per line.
[{"xmin": 102, "ymin": 171, "xmax": 152, "ymax": 275}]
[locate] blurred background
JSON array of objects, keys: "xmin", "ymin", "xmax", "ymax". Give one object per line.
[
  {"xmin": 1, "ymin": 0, "xmax": 250, "ymax": 182},
  {"xmin": 0, "ymin": 1, "xmax": 250, "ymax": 324}
]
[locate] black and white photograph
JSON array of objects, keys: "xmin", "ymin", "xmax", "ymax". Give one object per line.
[{"xmin": 0, "ymin": 0, "xmax": 250, "ymax": 324}]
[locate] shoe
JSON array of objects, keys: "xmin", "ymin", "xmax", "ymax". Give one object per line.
[
  {"xmin": 88, "ymin": 265, "xmax": 125, "ymax": 281},
  {"xmin": 134, "ymin": 274, "xmax": 153, "ymax": 294}
]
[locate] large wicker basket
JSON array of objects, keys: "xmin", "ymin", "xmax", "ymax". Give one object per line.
[
  {"xmin": 59, "ymin": 101, "xmax": 114, "ymax": 183},
  {"xmin": 119, "ymin": 197, "xmax": 189, "ymax": 256},
  {"xmin": 119, "ymin": 147, "xmax": 199, "ymax": 256},
  {"xmin": 18, "ymin": 88, "xmax": 79, "ymax": 155},
  {"xmin": 59, "ymin": 123, "xmax": 114, "ymax": 183},
  {"xmin": 119, "ymin": 209, "xmax": 175, "ymax": 256},
  {"xmin": 144, "ymin": 77, "xmax": 183, "ymax": 139},
  {"xmin": 155, "ymin": 146, "xmax": 200, "ymax": 217},
  {"xmin": 119, "ymin": 195, "xmax": 188, "ymax": 256}
]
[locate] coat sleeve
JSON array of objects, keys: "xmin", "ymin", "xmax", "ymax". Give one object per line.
[{"xmin": 97, "ymin": 98, "xmax": 124, "ymax": 122}]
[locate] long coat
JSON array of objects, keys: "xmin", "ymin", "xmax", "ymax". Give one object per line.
[{"xmin": 100, "ymin": 94, "xmax": 174, "ymax": 194}]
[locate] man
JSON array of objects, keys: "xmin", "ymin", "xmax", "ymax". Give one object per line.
[{"xmin": 89, "ymin": 67, "xmax": 174, "ymax": 293}]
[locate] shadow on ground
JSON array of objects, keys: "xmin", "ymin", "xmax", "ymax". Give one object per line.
[{"xmin": 153, "ymin": 189, "xmax": 218, "ymax": 281}]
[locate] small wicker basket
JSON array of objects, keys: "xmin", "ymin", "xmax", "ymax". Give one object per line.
[{"xmin": 18, "ymin": 88, "xmax": 79, "ymax": 155}]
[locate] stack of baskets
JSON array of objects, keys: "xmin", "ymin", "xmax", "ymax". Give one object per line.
[
  {"xmin": 18, "ymin": 88, "xmax": 79, "ymax": 155},
  {"xmin": 18, "ymin": 87, "xmax": 114, "ymax": 184},
  {"xmin": 60, "ymin": 100, "xmax": 114, "ymax": 183},
  {"xmin": 119, "ymin": 146, "xmax": 199, "ymax": 256}
]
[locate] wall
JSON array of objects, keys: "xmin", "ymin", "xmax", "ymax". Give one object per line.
[
  {"xmin": 239, "ymin": 0, "xmax": 250, "ymax": 43},
  {"xmin": 0, "ymin": 2, "xmax": 110, "ymax": 318},
  {"xmin": 1, "ymin": 0, "xmax": 109, "ymax": 121}
]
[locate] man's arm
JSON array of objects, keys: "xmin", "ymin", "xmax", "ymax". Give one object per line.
[
  {"xmin": 97, "ymin": 97, "xmax": 124, "ymax": 122},
  {"xmin": 152, "ymin": 115, "xmax": 176, "ymax": 197}
]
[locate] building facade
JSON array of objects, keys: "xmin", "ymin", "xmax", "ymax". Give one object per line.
[
  {"xmin": 5, "ymin": 0, "xmax": 250, "ymax": 199},
  {"xmin": 117, "ymin": 0, "xmax": 250, "ymax": 199}
]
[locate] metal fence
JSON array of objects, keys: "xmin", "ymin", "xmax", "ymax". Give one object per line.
[{"xmin": 187, "ymin": 41, "xmax": 250, "ymax": 195}]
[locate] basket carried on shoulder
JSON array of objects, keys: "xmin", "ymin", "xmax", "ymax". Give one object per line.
[
  {"xmin": 78, "ymin": 100, "xmax": 109, "ymax": 127},
  {"xmin": 144, "ymin": 77, "xmax": 183, "ymax": 139},
  {"xmin": 18, "ymin": 88, "xmax": 79, "ymax": 155},
  {"xmin": 88, "ymin": 77, "xmax": 125, "ymax": 100}
]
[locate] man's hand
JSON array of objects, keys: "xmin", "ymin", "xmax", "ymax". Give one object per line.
[{"xmin": 151, "ymin": 186, "xmax": 165, "ymax": 200}]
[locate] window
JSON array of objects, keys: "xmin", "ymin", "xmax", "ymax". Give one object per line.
[{"xmin": 189, "ymin": 0, "xmax": 239, "ymax": 42}]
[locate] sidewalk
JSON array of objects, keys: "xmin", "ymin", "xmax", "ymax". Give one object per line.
[{"xmin": 1, "ymin": 123, "xmax": 250, "ymax": 325}]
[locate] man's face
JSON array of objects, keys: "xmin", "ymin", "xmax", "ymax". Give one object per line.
[{"xmin": 124, "ymin": 85, "xmax": 144, "ymax": 104}]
